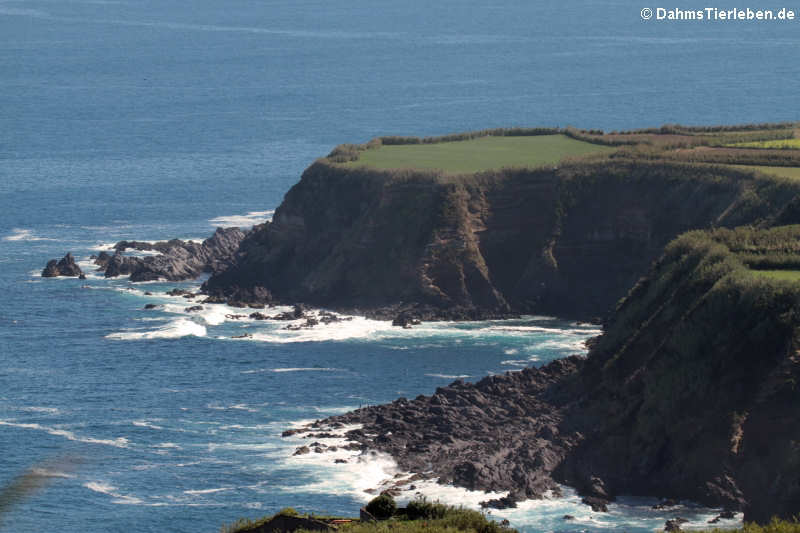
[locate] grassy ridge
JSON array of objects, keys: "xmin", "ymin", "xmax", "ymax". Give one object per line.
[
  {"xmin": 328, "ymin": 123, "xmax": 800, "ymax": 175},
  {"xmin": 732, "ymin": 139, "xmax": 800, "ymax": 149},
  {"xmin": 342, "ymin": 135, "xmax": 613, "ymax": 173},
  {"xmin": 751, "ymin": 270, "xmax": 800, "ymax": 282},
  {"xmin": 730, "ymin": 165, "xmax": 800, "ymax": 180}
]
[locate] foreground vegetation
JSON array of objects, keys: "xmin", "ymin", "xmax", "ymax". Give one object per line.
[
  {"xmin": 696, "ymin": 518, "xmax": 800, "ymax": 533},
  {"xmin": 221, "ymin": 498, "xmax": 516, "ymax": 533}
]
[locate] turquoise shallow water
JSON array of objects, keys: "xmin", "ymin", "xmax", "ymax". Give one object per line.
[{"xmin": 1, "ymin": 0, "xmax": 795, "ymax": 530}]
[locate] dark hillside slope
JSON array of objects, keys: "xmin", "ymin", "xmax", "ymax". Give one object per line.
[
  {"xmin": 311, "ymin": 227, "xmax": 800, "ymax": 521},
  {"xmin": 204, "ymin": 159, "xmax": 800, "ymax": 318},
  {"xmin": 560, "ymin": 227, "xmax": 800, "ymax": 521}
]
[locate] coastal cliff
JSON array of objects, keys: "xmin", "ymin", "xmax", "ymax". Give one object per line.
[
  {"xmin": 559, "ymin": 226, "xmax": 800, "ymax": 522},
  {"xmin": 204, "ymin": 157, "xmax": 800, "ymax": 319},
  {"xmin": 306, "ymin": 226, "xmax": 800, "ymax": 522}
]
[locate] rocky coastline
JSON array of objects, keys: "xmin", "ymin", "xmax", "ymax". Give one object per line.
[
  {"xmin": 40, "ymin": 134, "xmax": 800, "ymax": 524},
  {"xmin": 287, "ymin": 227, "xmax": 800, "ymax": 523}
]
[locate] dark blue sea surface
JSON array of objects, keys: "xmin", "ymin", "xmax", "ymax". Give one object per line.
[{"xmin": 1, "ymin": 0, "xmax": 794, "ymax": 531}]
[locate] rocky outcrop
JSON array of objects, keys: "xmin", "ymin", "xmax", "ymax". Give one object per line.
[
  {"xmin": 302, "ymin": 227, "xmax": 800, "ymax": 522},
  {"xmin": 41, "ymin": 253, "xmax": 83, "ymax": 277},
  {"xmin": 93, "ymin": 227, "xmax": 246, "ymax": 282},
  {"xmin": 309, "ymin": 357, "xmax": 584, "ymax": 507},
  {"xmin": 203, "ymin": 159, "xmax": 800, "ymax": 319}
]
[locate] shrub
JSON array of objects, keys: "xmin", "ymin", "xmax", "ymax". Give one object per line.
[
  {"xmin": 365, "ymin": 494, "xmax": 396, "ymax": 519},
  {"xmin": 406, "ymin": 498, "xmax": 448, "ymax": 520}
]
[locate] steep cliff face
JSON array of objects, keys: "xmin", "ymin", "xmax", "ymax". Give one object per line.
[
  {"xmin": 204, "ymin": 159, "xmax": 800, "ymax": 318},
  {"xmin": 309, "ymin": 227, "xmax": 800, "ymax": 522},
  {"xmin": 559, "ymin": 227, "xmax": 800, "ymax": 521}
]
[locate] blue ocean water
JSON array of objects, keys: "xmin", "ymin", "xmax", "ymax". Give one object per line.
[{"xmin": 1, "ymin": 0, "xmax": 797, "ymax": 531}]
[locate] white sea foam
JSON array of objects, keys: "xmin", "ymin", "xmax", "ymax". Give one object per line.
[
  {"xmin": 184, "ymin": 486, "xmax": 233, "ymax": 495},
  {"xmin": 132, "ymin": 420, "xmax": 165, "ymax": 430},
  {"xmin": 30, "ymin": 466, "xmax": 75, "ymax": 479},
  {"xmin": 153, "ymin": 442, "xmax": 181, "ymax": 449},
  {"xmin": 0, "ymin": 420, "xmax": 129, "ymax": 448},
  {"xmin": 281, "ymin": 424, "xmax": 508, "ymax": 505},
  {"xmin": 241, "ymin": 367, "xmax": 340, "ymax": 374},
  {"xmin": 424, "ymin": 373, "xmax": 470, "ymax": 379},
  {"xmin": 281, "ymin": 421, "xmax": 743, "ymax": 531},
  {"xmin": 105, "ymin": 319, "xmax": 207, "ymax": 340},
  {"xmin": 488, "ymin": 324, "xmax": 602, "ymax": 336},
  {"xmin": 3, "ymin": 228, "xmax": 54, "ymax": 241},
  {"xmin": 19, "ymin": 406, "xmax": 62, "ymax": 415},
  {"xmin": 89, "ymin": 242, "xmax": 117, "ymax": 252},
  {"xmin": 206, "ymin": 403, "xmax": 259, "ymax": 412},
  {"xmin": 525, "ymin": 337, "xmax": 588, "ymax": 352},
  {"xmin": 489, "ymin": 489, "xmax": 743, "ymax": 531},
  {"xmin": 84, "ymin": 481, "xmax": 144, "ymax": 505},
  {"xmin": 209, "ymin": 210, "xmax": 274, "ymax": 228}
]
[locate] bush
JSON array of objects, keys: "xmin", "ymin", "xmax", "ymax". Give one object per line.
[
  {"xmin": 406, "ymin": 498, "xmax": 448, "ymax": 520},
  {"xmin": 365, "ymin": 494, "xmax": 396, "ymax": 519}
]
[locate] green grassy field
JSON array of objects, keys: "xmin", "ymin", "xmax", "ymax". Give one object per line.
[
  {"xmin": 731, "ymin": 138, "xmax": 800, "ymax": 149},
  {"xmin": 732, "ymin": 165, "xmax": 800, "ymax": 179},
  {"xmin": 749, "ymin": 269, "xmax": 800, "ymax": 282},
  {"xmin": 344, "ymin": 135, "xmax": 613, "ymax": 173}
]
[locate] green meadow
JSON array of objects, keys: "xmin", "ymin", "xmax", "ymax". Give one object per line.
[
  {"xmin": 732, "ymin": 138, "xmax": 800, "ymax": 149},
  {"xmin": 749, "ymin": 269, "xmax": 800, "ymax": 282},
  {"xmin": 734, "ymin": 165, "xmax": 800, "ymax": 180},
  {"xmin": 344, "ymin": 135, "xmax": 613, "ymax": 173}
]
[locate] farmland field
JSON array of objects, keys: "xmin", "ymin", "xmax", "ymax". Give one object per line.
[
  {"xmin": 344, "ymin": 135, "xmax": 614, "ymax": 173},
  {"xmin": 731, "ymin": 138, "xmax": 800, "ymax": 149}
]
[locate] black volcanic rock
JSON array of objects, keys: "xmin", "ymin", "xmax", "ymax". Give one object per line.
[
  {"xmin": 86, "ymin": 227, "xmax": 247, "ymax": 282},
  {"xmin": 392, "ymin": 311, "xmax": 421, "ymax": 328},
  {"xmin": 313, "ymin": 357, "xmax": 585, "ymax": 504},
  {"xmin": 300, "ymin": 226, "xmax": 800, "ymax": 522},
  {"xmin": 202, "ymin": 159, "xmax": 800, "ymax": 319},
  {"xmin": 41, "ymin": 253, "xmax": 83, "ymax": 277}
]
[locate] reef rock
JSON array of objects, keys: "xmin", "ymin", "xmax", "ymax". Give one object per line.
[{"xmin": 41, "ymin": 253, "xmax": 83, "ymax": 277}]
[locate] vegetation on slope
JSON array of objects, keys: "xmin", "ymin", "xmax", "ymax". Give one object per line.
[
  {"xmin": 561, "ymin": 225, "xmax": 800, "ymax": 522},
  {"xmin": 732, "ymin": 139, "xmax": 800, "ymax": 150},
  {"xmin": 696, "ymin": 518, "xmax": 800, "ymax": 533},
  {"xmin": 732, "ymin": 165, "xmax": 800, "ymax": 180}
]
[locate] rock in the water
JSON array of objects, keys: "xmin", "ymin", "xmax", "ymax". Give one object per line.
[
  {"xmin": 392, "ymin": 311, "xmax": 421, "ymax": 328},
  {"xmin": 42, "ymin": 253, "xmax": 84, "ymax": 278},
  {"xmin": 581, "ymin": 496, "xmax": 609, "ymax": 513},
  {"xmin": 91, "ymin": 227, "xmax": 248, "ymax": 283},
  {"xmin": 167, "ymin": 288, "xmax": 192, "ymax": 297},
  {"xmin": 184, "ymin": 305, "xmax": 204, "ymax": 313},
  {"xmin": 665, "ymin": 518, "xmax": 688, "ymax": 532},
  {"xmin": 144, "ymin": 304, "xmax": 159, "ymax": 310}
]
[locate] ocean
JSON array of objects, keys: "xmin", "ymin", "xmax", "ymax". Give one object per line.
[{"xmin": 1, "ymin": 0, "xmax": 796, "ymax": 531}]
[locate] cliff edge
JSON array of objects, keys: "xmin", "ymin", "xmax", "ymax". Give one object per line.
[{"xmin": 203, "ymin": 156, "xmax": 800, "ymax": 319}]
